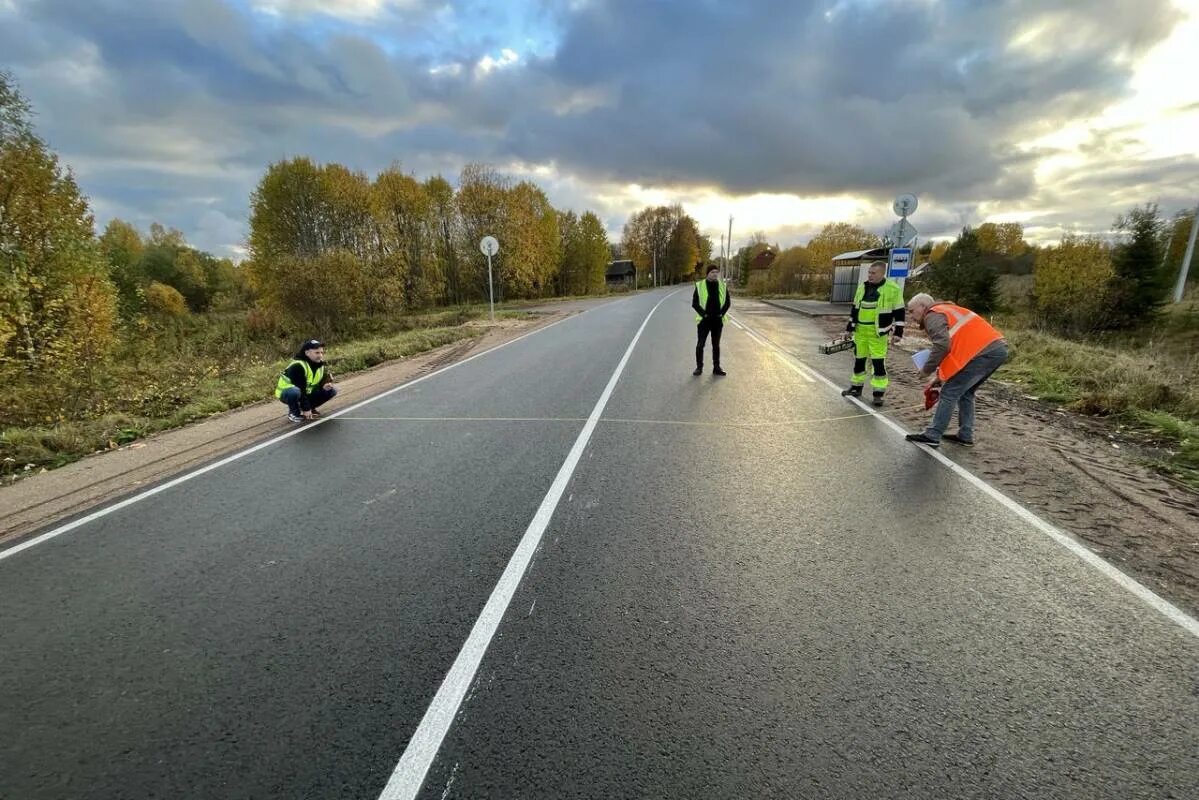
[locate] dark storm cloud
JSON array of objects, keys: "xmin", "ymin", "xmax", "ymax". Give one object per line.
[{"xmin": 0, "ymin": 0, "xmax": 1187, "ymax": 253}]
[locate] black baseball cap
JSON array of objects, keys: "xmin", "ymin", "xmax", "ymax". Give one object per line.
[{"xmin": 301, "ymin": 339, "xmax": 324, "ymax": 351}]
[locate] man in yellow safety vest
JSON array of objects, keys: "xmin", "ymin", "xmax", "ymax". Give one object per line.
[
  {"xmin": 275, "ymin": 339, "xmax": 338, "ymax": 423},
  {"xmin": 691, "ymin": 265, "xmax": 730, "ymax": 376},
  {"xmin": 841, "ymin": 261, "xmax": 905, "ymax": 407}
]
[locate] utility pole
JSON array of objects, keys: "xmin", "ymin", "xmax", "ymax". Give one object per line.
[
  {"xmin": 1173, "ymin": 202, "xmax": 1198, "ymax": 303},
  {"xmin": 727, "ymin": 216, "xmax": 734, "ymax": 281}
]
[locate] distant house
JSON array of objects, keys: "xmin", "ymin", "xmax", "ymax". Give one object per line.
[
  {"xmin": 606, "ymin": 259, "xmax": 636, "ymax": 287},
  {"xmin": 745, "ymin": 246, "xmax": 778, "ymax": 294}
]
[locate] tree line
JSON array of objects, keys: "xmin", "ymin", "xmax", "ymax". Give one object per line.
[
  {"xmin": 743, "ymin": 210, "xmax": 1195, "ymax": 334},
  {"xmin": 0, "ymin": 71, "xmax": 617, "ymax": 391},
  {"xmin": 619, "ymin": 204, "xmax": 713, "ymax": 286},
  {"xmin": 246, "ymin": 160, "xmax": 612, "ymax": 331}
]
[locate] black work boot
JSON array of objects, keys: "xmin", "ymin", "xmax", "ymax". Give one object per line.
[
  {"xmin": 693, "ymin": 364, "xmax": 703, "ymax": 376},
  {"xmin": 841, "ymin": 385, "xmax": 862, "ymax": 397},
  {"xmin": 872, "ymin": 392, "xmax": 885, "ymax": 407},
  {"xmin": 713, "ymin": 364, "xmax": 726, "ymax": 376}
]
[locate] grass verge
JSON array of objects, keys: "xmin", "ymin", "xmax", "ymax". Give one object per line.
[{"xmin": 998, "ymin": 320, "xmax": 1199, "ymax": 488}]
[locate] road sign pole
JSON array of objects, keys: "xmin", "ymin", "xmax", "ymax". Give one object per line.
[
  {"xmin": 480, "ymin": 235, "xmax": 499, "ymax": 321},
  {"xmin": 487, "ymin": 253, "xmax": 495, "ymax": 321}
]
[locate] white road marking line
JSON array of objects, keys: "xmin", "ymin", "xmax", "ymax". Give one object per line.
[
  {"xmin": 729, "ymin": 313, "xmax": 1199, "ymax": 640},
  {"xmin": 376, "ymin": 290, "xmax": 681, "ymax": 800},
  {"xmin": 0, "ymin": 313, "xmax": 582, "ymax": 563},
  {"xmin": 772, "ymin": 351, "xmax": 815, "ymax": 382},
  {"xmin": 733, "ymin": 318, "xmax": 817, "ymax": 381}
]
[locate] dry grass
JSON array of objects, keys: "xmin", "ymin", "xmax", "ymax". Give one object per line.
[{"xmin": 997, "ymin": 293, "xmax": 1199, "ymax": 485}]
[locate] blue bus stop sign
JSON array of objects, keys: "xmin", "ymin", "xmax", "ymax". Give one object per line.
[{"xmin": 888, "ymin": 247, "xmax": 912, "ymax": 279}]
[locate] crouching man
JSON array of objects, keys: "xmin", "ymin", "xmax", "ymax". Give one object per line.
[{"xmin": 276, "ymin": 338, "xmax": 337, "ymax": 423}]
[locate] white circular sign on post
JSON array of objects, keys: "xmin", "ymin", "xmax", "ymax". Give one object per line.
[
  {"xmin": 480, "ymin": 236, "xmax": 499, "ymax": 257},
  {"xmin": 893, "ymin": 193, "xmax": 918, "ymax": 217}
]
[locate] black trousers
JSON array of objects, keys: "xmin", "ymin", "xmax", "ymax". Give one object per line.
[{"xmin": 696, "ymin": 318, "xmax": 723, "ymax": 366}]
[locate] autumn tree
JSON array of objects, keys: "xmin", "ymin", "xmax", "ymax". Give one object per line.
[
  {"xmin": 1032, "ymin": 235, "xmax": 1113, "ymax": 333},
  {"xmin": 665, "ymin": 215, "xmax": 700, "ymax": 284},
  {"xmin": 769, "ymin": 245, "xmax": 814, "ymax": 294},
  {"xmin": 99, "ymin": 218, "xmax": 146, "ymax": 315},
  {"xmin": 558, "ymin": 211, "xmax": 610, "ymax": 295},
  {"xmin": 0, "ymin": 72, "xmax": 118, "ymax": 373},
  {"xmin": 975, "ymin": 222, "xmax": 1027, "ymax": 257},
  {"xmin": 373, "ymin": 166, "xmax": 438, "ymax": 311},
  {"xmin": 425, "ymin": 175, "xmax": 463, "ymax": 305},
  {"xmin": 622, "ymin": 204, "xmax": 704, "ymax": 286},
  {"xmin": 456, "ymin": 163, "xmax": 509, "ymax": 302},
  {"xmin": 500, "ymin": 181, "xmax": 560, "ymax": 298},
  {"xmin": 805, "ymin": 222, "xmax": 882, "ymax": 272},
  {"xmin": 248, "ymin": 158, "xmax": 376, "ymax": 320}
]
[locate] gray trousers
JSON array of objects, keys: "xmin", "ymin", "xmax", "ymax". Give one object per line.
[{"xmin": 924, "ymin": 341, "xmax": 1009, "ymax": 442}]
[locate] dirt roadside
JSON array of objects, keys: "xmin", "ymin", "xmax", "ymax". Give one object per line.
[
  {"xmin": 806, "ymin": 313, "xmax": 1199, "ymax": 617},
  {"xmin": 0, "ymin": 313, "xmax": 565, "ymax": 547}
]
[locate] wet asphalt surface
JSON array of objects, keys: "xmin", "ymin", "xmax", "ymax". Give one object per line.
[{"xmin": 1, "ymin": 289, "xmax": 1196, "ymax": 799}]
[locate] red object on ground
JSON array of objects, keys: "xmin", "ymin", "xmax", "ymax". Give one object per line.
[{"xmin": 923, "ymin": 385, "xmax": 940, "ymax": 410}]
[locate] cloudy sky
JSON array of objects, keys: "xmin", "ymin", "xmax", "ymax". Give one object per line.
[{"xmin": 2, "ymin": 0, "xmax": 1197, "ymax": 258}]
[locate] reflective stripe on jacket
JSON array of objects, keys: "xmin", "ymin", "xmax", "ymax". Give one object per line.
[{"xmin": 852, "ymin": 279, "xmax": 904, "ymax": 334}]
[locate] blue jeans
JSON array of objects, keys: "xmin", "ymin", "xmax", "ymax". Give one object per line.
[
  {"xmin": 924, "ymin": 341, "xmax": 1009, "ymax": 442},
  {"xmin": 279, "ymin": 386, "xmax": 337, "ymax": 416}
]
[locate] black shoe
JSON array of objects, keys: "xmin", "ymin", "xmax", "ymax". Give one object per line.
[
  {"xmin": 693, "ymin": 366, "xmax": 703, "ymax": 376},
  {"xmin": 905, "ymin": 433, "xmax": 940, "ymax": 447},
  {"xmin": 713, "ymin": 366, "xmax": 727, "ymax": 376},
  {"xmin": 871, "ymin": 393, "xmax": 885, "ymax": 407},
  {"xmin": 841, "ymin": 386, "xmax": 862, "ymax": 397},
  {"xmin": 287, "ymin": 413, "xmax": 304, "ymax": 423},
  {"xmin": 943, "ymin": 432, "xmax": 974, "ymax": 447}
]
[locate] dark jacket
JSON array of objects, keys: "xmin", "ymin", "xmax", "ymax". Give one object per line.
[{"xmin": 691, "ymin": 279, "xmax": 731, "ymax": 321}]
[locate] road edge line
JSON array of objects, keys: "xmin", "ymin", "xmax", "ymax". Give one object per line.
[{"xmin": 729, "ymin": 312, "xmax": 1199, "ymax": 640}]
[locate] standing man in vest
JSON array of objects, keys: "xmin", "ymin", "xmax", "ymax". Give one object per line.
[
  {"xmin": 275, "ymin": 339, "xmax": 338, "ymax": 422},
  {"xmin": 904, "ymin": 294, "xmax": 1008, "ymax": 447},
  {"xmin": 841, "ymin": 261, "xmax": 905, "ymax": 407},
  {"xmin": 692, "ymin": 264, "xmax": 730, "ymax": 376}
]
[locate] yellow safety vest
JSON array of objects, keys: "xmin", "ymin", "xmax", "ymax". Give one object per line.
[
  {"xmin": 275, "ymin": 359, "xmax": 325, "ymax": 398},
  {"xmin": 695, "ymin": 279, "xmax": 728, "ymax": 323}
]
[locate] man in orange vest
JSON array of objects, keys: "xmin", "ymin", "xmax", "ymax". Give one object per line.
[{"xmin": 903, "ymin": 293, "xmax": 1009, "ymax": 447}]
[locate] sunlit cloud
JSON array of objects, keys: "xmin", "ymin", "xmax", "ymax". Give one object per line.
[{"xmin": 2, "ymin": 0, "xmax": 1196, "ymax": 258}]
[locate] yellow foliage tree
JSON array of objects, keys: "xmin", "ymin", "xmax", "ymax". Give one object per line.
[
  {"xmin": 0, "ymin": 74, "xmax": 118, "ymax": 375},
  {"xmin": 1032, "ymin": 235, "xmax": 1114, "ymax": 332},
  {"xmin": 977, "ymin": 222, "xmax": 1027, "ymax": 256},
  {"xmin": 144, "ymin": 281, "xmax": 189, "ymax": 317},
  {"xmin": 805, "ymin": 222, "xmax": 882, "ymax": 272}
]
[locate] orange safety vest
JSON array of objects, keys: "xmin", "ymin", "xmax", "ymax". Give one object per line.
[{"xmin": 928, "ymin": 302, "xmax": 1004, "ymax": 381}]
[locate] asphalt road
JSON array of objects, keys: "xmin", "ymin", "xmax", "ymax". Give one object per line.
[{"xmin": 1, "ymin": 289, "xmax": 1196, "ymax": 800}]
